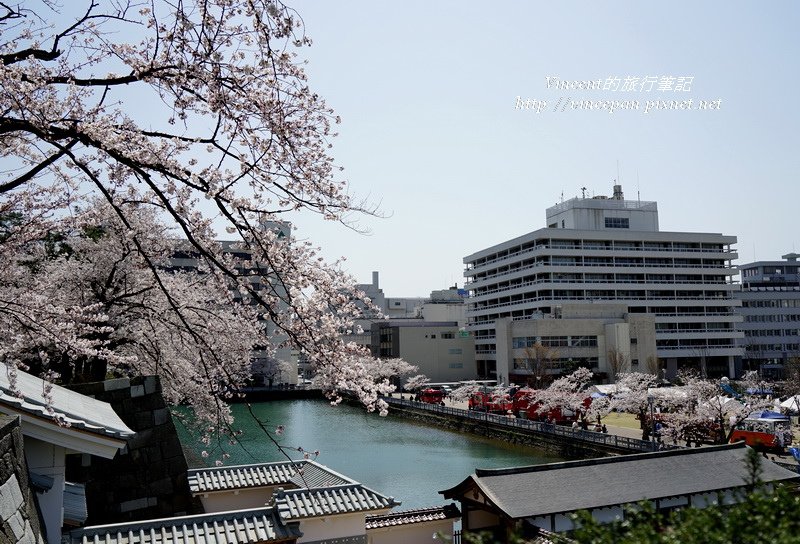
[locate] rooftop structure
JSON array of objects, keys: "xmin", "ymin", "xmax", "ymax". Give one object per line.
[
  {"xmin": 274, "ymin": 484, "xmax": 399, "ymax": 520},
  {"xmin": 0, "ymin": 364, "xmax": 134, "ymax": 450},
  {"xmin": 364, "ymin": 504, "xmax": 461, "ymax": 530},
  {"xmin": 0, "ymin": 367, "xmax": 133, "ymax": 543},
  {"xmin": 187, "ymin": 460, "xmax": 351, "ymax": 495},
  {"xmin": 63, "ymin": 507, "xmax": 302, "ymax": 544},
  {"xmin": 463, "ymin": 184, "xmax": 742, "ymax": 381},
  {"xmin": 441, "ymin": 442, "xmax": 798, "ymax": 535}
]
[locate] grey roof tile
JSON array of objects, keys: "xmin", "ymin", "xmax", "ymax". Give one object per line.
[
  {"xmin": 187, "ymin": 460, "xmax": 352, "ymax": 494},
  {"xmin": 441, "ymin": 443, "xmax": 800, "ymax": 520},
  {"xmin": 0, "ymin": 365, "xmax": 133, "ymax": 440},
  {"xmin": 275, "ymin": 484, "xmax": 399, "ymax": 520},
  {"xmin": 63, "ymin": 507, "xmax": 301, "ymax": 544},
  {"xmin": 365, "ymin": 504, "xmax": 460, "ymax": 529}
]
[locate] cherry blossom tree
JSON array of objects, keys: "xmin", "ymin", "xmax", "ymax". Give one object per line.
[
  {"xmin": 1, "ymin": 0, "xmax": 388, "ymax": 435},
  {"xmin": 403, "ymin": 374, "xmax": 430, "ymax": 393},
  {"xmin": 653, "ymin": 372, "xmax": 772, "ymax": 446},
  {"xmin": 527, "ymin": 367, "xmax": 597, "ymax": 422}
]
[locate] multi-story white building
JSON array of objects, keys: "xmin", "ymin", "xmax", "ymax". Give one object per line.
[
  {"xmin": 463, "ymin": 185, "xmax": 743, "ymax": 381},
  {"xmin": 736, "ymin": 253, "xmax": 800, "ymax": 377},
  {"xmin": 167, "ymin": 221, "xmax": 298, "ymax": 385}
]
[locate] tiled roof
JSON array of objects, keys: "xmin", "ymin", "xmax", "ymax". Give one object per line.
[
  {"xmin": 63, "ymin": 507, "xmax": 301, "ymax": 544},
  {"xmin": 441, "ymin": 443, "xmax": 800, "ymax": 520},
  {"xmin": 0, "ymin": 364, "xmax": 133, "ymax": 440},
  {"xmin": 187, "ymin": 460, "xmax": 352, "ymax": 494},
  {"xmin": 275, "ymin": 484, "xmax": 399, "ymax": 520},
  {"xmin": 365, "ymin": 504, "xmax": 460, "ymax": 529}
]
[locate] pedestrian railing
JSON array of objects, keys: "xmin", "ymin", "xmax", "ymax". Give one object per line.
[{"xmin": 385, "ymin": 397, "xmax": 668, "ymax": 453}]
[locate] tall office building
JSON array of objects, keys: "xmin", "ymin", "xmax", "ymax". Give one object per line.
[
  {"xmin": 463, "ymin": 184, "xmax": 743, "ymax": 382},
  {"xmin": 736, "ymin": 253, "xmax": 800, "ymax": 378}
]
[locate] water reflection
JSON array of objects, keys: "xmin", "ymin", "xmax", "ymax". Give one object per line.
[{"xmin": 179, "ymin": 399, "xmax": 561, "ymax": 509}]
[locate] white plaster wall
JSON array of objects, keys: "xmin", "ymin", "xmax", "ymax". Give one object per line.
[
  {"xmin": 591, "ymin": 505, "xmax": 624, "ymax": 524},
  {"xmin": 466, "ymin": 509, "xmax": 499, "ymax": 531},
  {"xmin": 527, "ymin": 516, "xmax": 551, "ymax": 532},
  {"xmin": 24, "ymin": 437, "xmax": 65, "ymax": 544},
  {"xmin": 299, "ymin": 513, "xmax": 367, "ymax": 543},
  {"xmin": 367, "ymin": 519, "xmax": 453, "ymax": 544},
  {"xmin": 691, "ymin": 492, "xmax": 722, "ymax": 508},
  {"xmin": 659, "ymin": 496, "xmax": 689, "ymax": 508},
  {"xmin": 553, "ymin": 513, "xmax": 575, "ymax": 532},
  {"xmin": 199, "ymin": 488, "xmax": 273, "ymax": 513}
]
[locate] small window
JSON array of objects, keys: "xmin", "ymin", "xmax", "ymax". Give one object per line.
[
  {"xmin": 630, "ymin": 338, "xmax": 638, "ymax": 345},
  {"xmin": 604, "ymin": 217, "xmax": 630, "ymax": 229},
  {"xmin": 430, "ymin": 334, "xmax": 436, "ymax": 339},
  {"xmin": 441, "ymin": 332, "xmax": 455, "ymax": 339}
]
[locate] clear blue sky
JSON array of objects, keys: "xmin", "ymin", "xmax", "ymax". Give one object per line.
[{"xmin": 287, "ymin": 1, "xmax": 800, "ymax": 296}]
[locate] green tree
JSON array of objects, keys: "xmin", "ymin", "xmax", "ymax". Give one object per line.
[{"xmin": 572, "ymin": 449, "xmax": 800, "ymax": 544}]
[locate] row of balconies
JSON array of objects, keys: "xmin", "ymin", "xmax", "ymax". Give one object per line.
[
  {"xmin": 471, "ymin": 277, "xmax": 732, "ymax": 298},
  {"xmin": 470, "ymin": 281, "xmax": 737, "ymax": 301},
  {"xmin": 466, "ymin": 241, "xmax": 734, "ymax": 271},
  {"xmin": 469, "ymin": 295, "xmax": 738, "ymax": 314},
  {"xmin": 466, "ymin": 262, "xmax": 734, "ymax": 288}
]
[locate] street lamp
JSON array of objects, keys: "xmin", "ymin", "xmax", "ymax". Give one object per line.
[{"xmin": 647, "ymin": 393, "xmax": 656, "ymax": 449}]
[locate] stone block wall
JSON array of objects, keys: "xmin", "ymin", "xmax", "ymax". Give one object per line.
[
  {"xmin": 0, "ymin": 415, "xmax": 46, "ymax": 544},
  {"xmin": 67, "ymin": 376, "xmax": 198, "ymax": 525}
]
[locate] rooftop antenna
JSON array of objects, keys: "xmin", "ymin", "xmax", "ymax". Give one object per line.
[
  {"xmin": 581, "ymin": 186, "xmax": 587, "ymax": 198},
  {"xmin": 560, "ymin": 190, "xmax": 564, "ymax": 203},
  {"xmin": 616, "ymin": 160, "xmax": 620, "ymax": 185},
  {"xmin": 637, "ymin": 171, "xmax": 641, "ymax": 203}
]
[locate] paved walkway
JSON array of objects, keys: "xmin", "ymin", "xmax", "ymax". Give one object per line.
[{"xmin": 389, "ymin": 393, "xmax": 646, "ymax": 440}]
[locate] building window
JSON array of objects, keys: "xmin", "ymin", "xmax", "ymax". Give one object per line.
[
  {"xmin": 448, "ymin": 348, "xmax": 463, "ymax": 355},
  {"xmin": 604, "ymin": 217, "xmax": 630, "ymax": 229},
  {"xmin": 430, "ymin": 334, "xmax": 436, "ymax": 339},
  {"xmin": 442, "ymin": 332, "xmax": 455, "ymax": 339},
  {"xmin": 448, "ymin": 362, "xmax": 464, "ymax": 369}
]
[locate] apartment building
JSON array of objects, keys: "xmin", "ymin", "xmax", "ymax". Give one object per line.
[
  {"xmin": 736, "ymin": 253, "xmax": 800, "ymax": 377},
  {"xmin": 463, "ymin": 184, "xmax": 743, "ymax": 381},
  {"xmin": 166, "ymin": 221, "xmax": 298, "ymax": 385}
]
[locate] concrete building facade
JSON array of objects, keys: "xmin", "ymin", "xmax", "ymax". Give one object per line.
[
  {"xmin": 736, "ymin": 253, "xmax": 800, "ymax": 377},
  {"xmin": 371, "ymin": 321, "xmax": 476, "ymax": 384},
  {"xmin": 495, "ymin": 304, "xmax": 657, "ymax": 386},
  {"xmin": 463, "ymin": 185, "xmax": 742, "ymax": 381}
]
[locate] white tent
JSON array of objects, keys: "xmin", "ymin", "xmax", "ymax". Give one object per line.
[
  {"xmin": 589, "ymin": 384, "xmax": 630, "ymax": 396},
  {"xmin": 780, "ymin": 395, "xmax": 800, "ymax": 413},
  {"xmin": 702, "ymin": 395, "xmax": 744, "ymax": 412}
]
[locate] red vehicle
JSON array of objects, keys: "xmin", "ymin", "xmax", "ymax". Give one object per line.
[
  {"xmin": 730, "ymin": 415, "xmax": 791, "ymax": 451},
  {"xmin": 514, "ymin": 389, "xmax": 591, "ymax": 424},
  {"xmin": 418, "ymin": 388, "xmax": 446, "ymax": 405},
  {"xmin": 468, "ymin": 390, "xmax": 513, "ymax": 413}
]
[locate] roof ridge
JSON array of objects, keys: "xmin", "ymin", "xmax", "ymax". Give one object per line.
[
  {"xmin": 474, "ymin": 442, "xmax": 746, "ymax": 477},
  {"xmin": 367, "ymin": 503, "xmax": 459, "ymax": 519},
  {"xmin": 187, "ymin": 459, "xmax": 307, "ymax": 474}
]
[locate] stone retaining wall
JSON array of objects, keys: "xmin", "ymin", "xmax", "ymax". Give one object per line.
[
  {"xmin": 0, "ymin": 415, "xmax": 46, "ymax": 544},
  {"xmin": 67, "ymin": 376, "xmax": 198, "ymax": 525}
]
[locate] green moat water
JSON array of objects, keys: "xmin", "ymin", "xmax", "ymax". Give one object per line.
[{"xmin": 178, "ymin": 399, "xmax": 561, "ymax": 509}]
